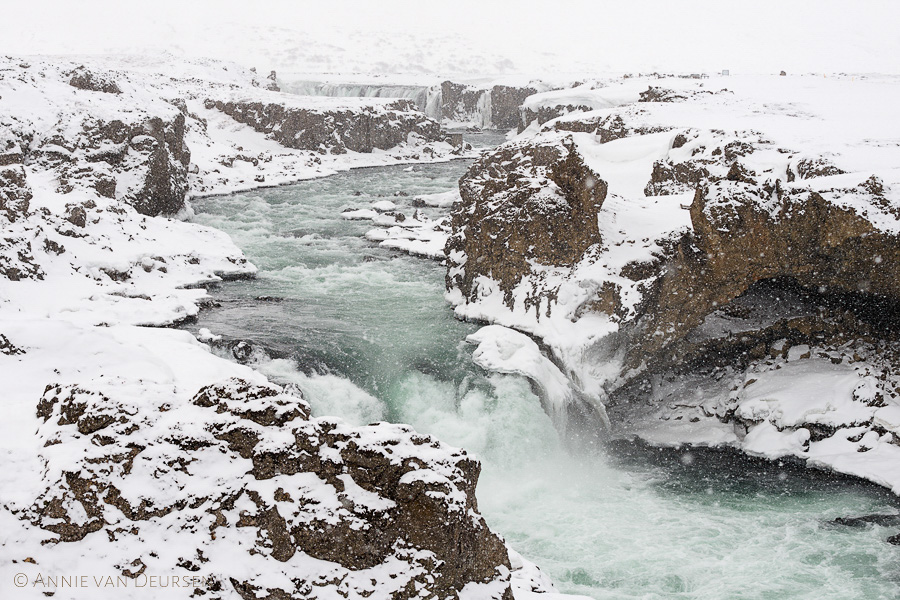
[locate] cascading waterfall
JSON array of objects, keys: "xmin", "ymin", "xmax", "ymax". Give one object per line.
[
  {"xmin": 278, "ymin": 79, "xmax": 443, "ymax": 119},
  {"xmin": 186, "ymin": 144, "xmax": 900, "ymax": 599}
]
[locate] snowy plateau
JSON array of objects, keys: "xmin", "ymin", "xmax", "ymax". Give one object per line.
[{"xmin": 2, "ymin": 22, "xmax": 900, "ymax": 600}]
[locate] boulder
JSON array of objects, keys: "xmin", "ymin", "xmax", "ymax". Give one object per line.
[
  {"xmin": 447, "ymin": 137, "xmax": 606, "ymax": 304},
  {"xmin": 67, "ymin": 66, "xmax": 122, "ymax": 94},
  {"xmin": 28, "ymin": 378, "xmax": 513, "ymax": 599}
]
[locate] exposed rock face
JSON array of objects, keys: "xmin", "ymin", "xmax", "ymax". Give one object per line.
[
  {"xmin": 265, "ymin": 70, "xmax": 280, "ymax": 92},
  {"xmin": 491, "ymin": 85, "xmax": 537, "ymax": 129},
  {"xmin": 447, "ymin": 137, "xmax": 607, "ymax": 304},
  {"xmin": 0, "ymin": 135, "xmax": 25, "ymax": 166},
  {"xmin": 27, "ymin": 377, "xmax": 513, "ymax": 598},
  {"xmin": 788, "ymin": 157, "xmax": 847, "ymax": 181},
  {"xmin": 630, "ymin": 178, "xmax": 900, "ymax": 368},
  {"xmin": 518, "ymin": 103, "xmax": 594, "ymax": 133},
  {"xmin": 449, "ymin": 102, "xmax": 900, "ymax": 407},
  {"xmin": 638, "ymin": 86, "xmax": 688, "ymax": 103},
  {"xmin": 0, "ymin": 141, "xmax": 43, "ymax": 281},
  {"xmin": 441, "ymin": 81, "xmax": 486, "ymax": 125},
  {"xmin": 125, "ymin": 114, "xmax": 191, "ymax": 215},
  {"xmin": 0, "ymin": 164, "xmax": 32, "ymax": 221},
  {"xmin": 550, "ymin": 113, "xmax": 670, "ymax": 141},
  {"xmin": 67, "ymin": 65, "xmax": 122, "ymax": 94},
  {"xmin": 0, "ymin": 332, "xmax": 24, "ymax": 355},
  {"xmin": 440, "ymin": 81, "xmax": 549, "ymax": 129},
  {"xmin": 643, "ymin": 158, "xmax": 711, "ymax": 195},
  {"xmin": 39, "ymin": 111, "xmax": 191, "ymax": 216},
  {"xmin": 207, "ymin": 97, "xmax": 444, "ymax": 154}
]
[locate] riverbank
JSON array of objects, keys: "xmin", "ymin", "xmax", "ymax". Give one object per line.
[{"xmin": 0, "ymin": 54, "xmax": 552, "ymax": 600}]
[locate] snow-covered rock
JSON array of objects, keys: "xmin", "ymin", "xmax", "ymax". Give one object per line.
[{"xmin": 445, "ymin": 73, "xmax": 900, "ymax": 494}]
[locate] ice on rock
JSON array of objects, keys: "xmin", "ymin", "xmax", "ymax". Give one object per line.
[
  {"xmin": 371, "ymin": 200, "xmax": 398, "ymax": 212},
  {"xmin": 467, "ymin": 325, "xmax": 578, "ymax": 430}
]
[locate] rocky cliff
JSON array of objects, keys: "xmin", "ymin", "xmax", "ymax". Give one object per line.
[
  {"xmin": 441, "ymin": 81, "xmax": 488, "ymax": 126},
  {"xmin": 490, "ymin": 85, "xmax": 538, "ymax": 130},
  {"xmin": 206, "ymin": 95, "xmax": 445, "ymax": 154},
  {"xmin": 440, "ymin": 81, "xmax": 550, "ymax": 129},
  {"xmin": 447, "ymin": 136, "xmax": 606, "ymax": 306},
  {"xmin": 446, "ymin": 76, "xmax": 900, "ymax": 492}
]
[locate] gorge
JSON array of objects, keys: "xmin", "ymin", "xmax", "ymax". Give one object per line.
[{"xmin": 2, "ymin": 47, "xmax": 900, "ymax": 600}]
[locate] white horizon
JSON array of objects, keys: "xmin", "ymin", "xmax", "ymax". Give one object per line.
[{"xmin": 3, "ymin": 0, "xmax": 899, "ymax": 78}]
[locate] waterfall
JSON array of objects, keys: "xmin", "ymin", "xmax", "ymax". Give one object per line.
[{"xmin": 279, "ymin": 80, "xmax": 435, "ymax": 113}]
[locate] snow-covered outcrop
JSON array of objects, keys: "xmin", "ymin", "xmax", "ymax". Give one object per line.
[
  {"xmin": 205, "ymin": 95, "xmax": 445, "ymax": 154},
  {"xmin": 2, "ymin": 60, "xmax": 191, "ymax": 217},
  {"xmin": 21, "ymin": 372, "xmax": 511, "ymax": 598},
  {"xmin": 445, "ymin": 74, "xmax": 900, "ymax": 492},
  {"xmin": 0, "ymin": 54, "xmax": 519, "ymax": 599}
]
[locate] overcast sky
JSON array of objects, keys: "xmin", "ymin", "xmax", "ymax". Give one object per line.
[{"xmin": 3, "ymin": 0, "xmax": 898, "ymax": 77}]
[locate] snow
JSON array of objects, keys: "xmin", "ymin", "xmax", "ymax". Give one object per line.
[
  {"xmin": 371, "ymin": 200, "xmax": 397, "ymax": 212},
  {"xmin": 414, "ymin": 189, "xmax": 460, "ymax": 208},
  {"xmin": 3, "ymin": 2, "xmax": 898, "ymax": 77},
  {"xmin": 521, "ymin": 82, "xmax": 644, "ymax": 113},
  {"xmin": 0, "ymin": 53, "xmax": 530, "ymax": 600},
  {"xmin": 737, "ymin": 362, "xmax": 877, "ymax": 429},
  {"xmin": 467, "ymin": 325, "xmax": 575, "ymax": 429},
  {"xmin": 2, "ymin": 24, "xmax": 900, "ymax": 595}
]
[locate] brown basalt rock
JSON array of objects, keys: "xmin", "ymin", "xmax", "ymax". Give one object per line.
[
  {"xmin": 27, "ymin": 378, "xmax": 513, "ymax": 599},
  {"xmin": 68, "ymin": 66, "xmax": 122, "ymax": 94},
  {"xmin": 126, "ymin": 114, "xmax": 190, "ymax": 216},
  {"xmin": 447, "ymin": 137, "xmax": 607, "ymax": 304},
  {"xmin": 0, "ymin": 333, "xmax": 24, "ymax": 355},
  {"xmin": 672, "ymin": 133, "xmax": 689, "ymax": 149},
  {"xmin": 491, "ymin": 85, "xmax": 537, "ymax": 129},
  {"xmin": 787, "ymin": 157, "xmax": 847, "ymax": 182},
  {"xmin": 93, "ymin": 173, "xmax": 116, "ymax": 199},
  {"xmin": 639, "ymin": 86, "xmax": 688, "ymax": 103},
  {"xmin": 644, "ymin": 158, "xmax": 713, "ymax": 196},
  {"xmin": 210, "ymin": 97, "xmax": 442, "ymax": 155},
  {"xmin": 64, "ymin": 204, "xmax": 87, "ymax": 228},
  {"xmin": 0, "ymin": 165, "xmax": 32, "ymax": 221},
  {"xmin": 626, "ymin": 179, "xmax": 900, "ymax": 368},
  {"xmin": 0, "ymin": 137, "xmax": 24, "ymax": 166},
  {"xmin": 550, "ymin": 114, "xmax": 669, "ymax": 142}
]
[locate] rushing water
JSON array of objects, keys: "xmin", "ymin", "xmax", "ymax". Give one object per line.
[{"xmin": 187, "ymin": 137, "xmax": 900, "ymax": 599}]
